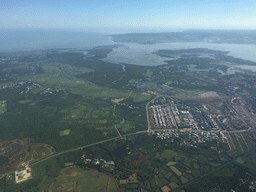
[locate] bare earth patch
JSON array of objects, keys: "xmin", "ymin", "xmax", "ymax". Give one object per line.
[
  {"xmin": 70, "ymin": 172, "xmax": 77, "ymax": 177},
  {"xmin": 161, "ymin": 185, "xmax": 171, "ymax": 192}
]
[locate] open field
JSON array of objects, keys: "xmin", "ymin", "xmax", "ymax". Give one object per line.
[
  {"xmin": 0, "ymin": 143, "xmax": 26, "ymax": 173},
  {"xmin": 60, "ymin": 129, "xmax": 70, "ymax": 136},
  {"xmin": 42, "ymin": 65, "xmax": 62, "ymax": 73},
  {"xmin": 18, "ymin": 72, "xmax": 131, "ymax": 99},
  {"xmin": 130, "ymin": 93, "xmax": 153, "ymax": 102},
  {"xmin": 39, "ymin": 166, "xmax": 121, "ymax": 192},
  {"xmin": 192, "ymin": 155, "xmax": 208, "ymax": 163},
  {"xmin": 227, "ymin": 133, "xmax": 253, "ymax": 156},
  {"xmin": 170, "ymin": 166, "xmax": 182, "ymax": 176},
  {"xmin": 212, "ymin": 165, "xmax": 235, "ymax": 177},
  {"xmin": 156, "ymin": 149, "xmax": 177, "ymax": 159}
]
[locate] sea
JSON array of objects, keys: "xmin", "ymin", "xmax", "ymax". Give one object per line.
[{"xmin": 0, "ymin": 29, "xmax": 113, "ymax": 51}]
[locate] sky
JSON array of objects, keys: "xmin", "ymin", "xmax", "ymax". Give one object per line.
[{"xmin": 1, "ymin": 0, "xmax": 256, "ymax": 33}]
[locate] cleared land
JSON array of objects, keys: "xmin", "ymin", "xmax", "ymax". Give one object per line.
[
  {"xmin": 15, "ymin": 166, "xmax": 32, "ymax": 184},
  {"xmin": 156, "ymin": 150, "xmax": 177, "ymax": 160},
  {"xmin": 60, "ymin": 129, "xmax": 70, "ymax": 136},
  {"xmin": 43, "ymin": 166, "xmax": 120, "ymax": 192},
  {"xmin": 24, "ymin": 145, "xmax": 52, "ymax": 162}
]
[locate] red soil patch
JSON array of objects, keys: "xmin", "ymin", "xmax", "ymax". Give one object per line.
[
  {"xmin": 120, "ymin": 173, "xmax": 137, "ymax": 184},
  {"xmin": 21, "ymin": 137, "xmax": 34, "ymax": 144},
  {"xmin": 103, "ymin": 141, "xmax": 117, "ymax": 150},
  {"xmin": 103, "ymin": 139, "xmax": 126, "ymax": 150},
  {"xmin": 0, "ymin": 151, "xmax": 26, "ymax": 171},
  {"xmin": 102, "ymin": 138, "xmax": 125, "ymax": 150},
  {"xmin": 131, "ymin": 150, "xmax": 150, "ymax": 165},
  {"xmin": 0, "ymin": 140, "xmax": 15, "ymax": 146},
  {"xmin": 57, "ymin": 183, "xmax": 67, "ymax": 191},
  {"xmin": 70, "ymin": 172, "xmax": 77, "ymax": 177}
]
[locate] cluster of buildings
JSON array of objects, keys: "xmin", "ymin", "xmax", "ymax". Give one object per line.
[
  {"xmin": 0, "ymin": 81, "xmax": 65, "ymax": 97},
  {"xmin": 0, "ymin": 57, "xmax": 11, "ymax": 61},
  {"xmin": 0, "ymin": 81, "xmax": 27, "ymax": 91},
  {"xmin": 151, "ymin": 105, "xmax": 167, "ymax": 127},
  {"xmin": 190, "ymin": 108, "xmax": 219, "ymax": 131},
  {"xmin": 15, "ymin": 165, "xmax": 32, "ymax": 184},
  {"xmin": 81, "ymin": 155, "xmax": 115, "ymax": 168},
  {"xmin": 21, "ymin": 82, "xmax": 41, "ymax": 94},
  {"xmin": 150, "ymin": 97, "xmax": 220, "ymax": 132},
  {"xmin": 156, "ymin": 130, "xmax": 219, "ymax": 147},
  {"xmin": 0, "ymin": 80, "xmax": 67, "ymax": 96},
  {"xmin": 150, "ymin": 98, "xmax": 178, "ymax": 129},
  {"xmin": 0, "ymin": 81, "xmax": 41, "ymax": 94},
  {"xmin": 39, "ymin": 87, "xmax": 66, "ymax": 96}
]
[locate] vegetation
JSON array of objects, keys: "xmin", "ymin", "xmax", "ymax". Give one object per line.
[
  {"xmin": 0, "ymin": 100, "xmax": 7, "ymax": 114},
  {"xmin": 213, "ymin": 165, "xmax": 235, "ymax": 177},
  {"xmin": 1, "ymin": 46, "xmax": 256, "ymax": 192}
]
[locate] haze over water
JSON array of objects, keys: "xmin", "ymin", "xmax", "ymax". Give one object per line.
[
  {"xmin": 103, "ymin": 42, "xmax": 256, "ymax": 66},
  {"xmin": 1, "ymin": 29, "xmax": 256, "ymax": 67},
  {"xmin": 0, "ymin": 29, "xmax": 113, "ymax": 51}
]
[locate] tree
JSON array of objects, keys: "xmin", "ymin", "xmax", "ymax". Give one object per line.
[{"xmin": 46, "ymin": 164, "xmax": 61, "ymax": 177}]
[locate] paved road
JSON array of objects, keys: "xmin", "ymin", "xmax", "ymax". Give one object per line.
[
  {"xmin": 146, "ymin": 95, "xmax": 160, "ymax": 133},
  {"xmin": 2, "ymin": 94, "xmax": 254, "ymax": 179},
  {"xmin": 28, "ymin": 132, "xmax": 146, "ymax": 168},
  {"xmin": 0, "ymin": 131, "xmax": 146, "ymax": 177}
]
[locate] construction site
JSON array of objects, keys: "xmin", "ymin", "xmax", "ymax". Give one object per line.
[{"xmin": 15, "ymin": 164, "xmax": 32, "ymax": 184}]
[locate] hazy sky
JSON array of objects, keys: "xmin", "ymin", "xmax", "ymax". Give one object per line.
[{"xmin": 1, "ymin": 0, "xmax": 256, "ymax": 32}]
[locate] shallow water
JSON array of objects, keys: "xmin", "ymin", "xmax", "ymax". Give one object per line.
[{"xmin": 103, "ymin": 42, "xmax": 256, "ymax": 66}]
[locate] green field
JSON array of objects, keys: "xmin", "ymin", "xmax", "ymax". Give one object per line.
[
  {"xmin": 19, "ymin": 100, "xmax": 33, "ymax": 104},
  {"xmin": 192, "ymin": 155, "xmax": 208, "ymax": 163},
  {"xmin": 156, "ymin": 150, "xmax": 177, "ymax": 159},
  {"xmin": 65, "ymin": 162, "xmax": 74, "ymax": 167},
  {"xmin": 18, "ymin": 72, "xmax": 131, "ymax": 99},
  {"xmin": 213, "ymin": 165, "xmax": 235, "ymax": 177},
  {"xmin": 145, "ymin": 69, "xmax": 153, "ymax": 76},
  {"xmin": 42, "ymin": 65, "xmax": 61, "ymax": 73},
  {"xmin": 130, "ymin": 93, "xmax": 153, "ymax": 102},
  {"xmin": 60, "ymin": 129, "xmax": 70, "ymax": 136},
  {"xmin": 243, "ymin": 158, "xmax": 256, "ymax": 173}
]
